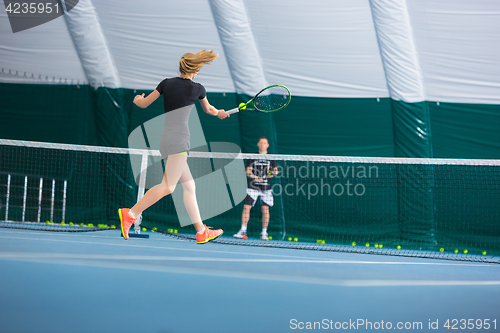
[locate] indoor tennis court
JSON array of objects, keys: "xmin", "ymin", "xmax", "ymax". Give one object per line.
[
  {"xmin": 1, "ymin": 228, "xmax": 499, "ymax": 333},
  {"xmin": 1, "ymin": 0, "xmax": 500, "ymax": 332}
]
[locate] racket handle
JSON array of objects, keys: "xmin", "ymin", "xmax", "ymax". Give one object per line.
[{"xmin": 226, "ymin": 107, "xmax": 240, "ymax": 115}]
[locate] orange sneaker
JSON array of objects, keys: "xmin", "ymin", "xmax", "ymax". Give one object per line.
[
  {"xmin": 118, "ymin": 208, "xmax": 136, "ymax": 240},
  {"xmin": 196, "ymin": 225, "xmax": 223, "ymax": 244}
]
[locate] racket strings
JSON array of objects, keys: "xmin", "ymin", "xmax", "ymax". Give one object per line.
[{"xmin": 254, "ymin": 86, "xmax": 290, "ymax": 112}]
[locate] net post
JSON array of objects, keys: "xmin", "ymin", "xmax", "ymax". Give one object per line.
[
  {"xmin": 137, "ymin": 152, "xmax": 148, "ymax": 202},
  {"xmin": 37, "ymin": 178, "xmax": 43, "ymax": 222},
  {"xmin": 62, "ymin": 180, "xmax": 67, "ymax": 223},
  {"xmin": 22, "ymin": 176, "xmax": 27, "ymax": 222},
  {"xmin": 5, "ymin": 174, "xmax": 11, "ymax": 221},
  {"xmin": 134, "ymin": 151, "xmax": 149, "ymax": 232},
  {"xmin": 50, "ymin": 179, "xmax": 55, "ymax": 222}
]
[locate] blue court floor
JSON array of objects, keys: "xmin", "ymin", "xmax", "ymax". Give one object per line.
[{"xmin": 0, "ymin": 228, "xmax": 499, "ymax": 333}]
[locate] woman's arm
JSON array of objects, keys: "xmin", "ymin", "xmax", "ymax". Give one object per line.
[
  {"xmin": 199, "ymin": 97, "xmax": 229, "ymax": 119},
  {"xmin": 133, "ymin": 90, "xmax": 161, "ymax": 108}
]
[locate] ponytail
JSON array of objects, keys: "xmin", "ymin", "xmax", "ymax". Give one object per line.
[{"xmin": 179, "ymin": 49, "xmax": 219, "ymax": 78}]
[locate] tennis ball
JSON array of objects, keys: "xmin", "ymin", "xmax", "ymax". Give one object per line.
[
  {"xmin": 352, "ymin": 242, "xmax": 356, "ymax": 246},
  {"xmin": 167, "ymin": 228, "xmax": 173, "ymax": 233},
  {"xmin": 174, "ymin": 229, "xmax": 178, "ymax": 233},
  {"xmin": 61, "ymin": 222, "xmax": 65, "ymax": 226},
  {"xmin": 111, "ymin": 225, "xmax": 116, "ymax": 229},
  {"xmin": 268, "ymin": 236, "xmax": 272, "ymax": 240},
  {"xmin": 88, "ymin": 223, "xmax": 93, "ymax": 228},
  {"xmin": 365, "ymin": 243, "xmax": 370, "ymax": 247},
  {"xmin": 482, "ymin": 251, "xmax": 487, "ymax": 255},
  {"xmin": 80, "ymin": 223, "xmax": 84, "ymax": 227},
  {"xmin": 142, "ymin": 227, "xmax": 146, "ymax": 232},
  {"xmin": 440, "ymin": 248, "xmax": 444, "ymax": 252},
  {"xmin": 375, "ymin": 243, "xmax": 379, "ymax": 248},
  {"xmin": 288, "ymin": 237, "xmax": 292, "ymax": 241},
  {"xmin": 294, "ymin": 237, "xmax": 298, "ymax": 242},
  {"xmin": 397, "ymin": 245, "xmax": 401, "ymax": 249},
  {"xmin": 379, "ymin": 244, "xmax": 383, "ymax": 248},
  {"xmin": 239, "ymin": 102, "xmax": 246, "ymax": 110},
  {"xmin": 464, "ymin": 249, "xmax": 468, "ymax": 254},
  {"xmin": 69, "ymin": 222, "xmax": 73, "ymax": 226},
  {"xmin": 454, "ymin": 249, "xmax": 459, "ymax": 253},
  {"xmin": 45, "ymin": 221, "xmax": 50, "ymax": 225}
]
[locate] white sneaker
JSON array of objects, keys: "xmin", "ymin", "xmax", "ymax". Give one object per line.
[
  {"xmin": 261, "ymin": 233, "xmax": 269, "ymax": 240},
  {"xmin": 233, "ymin": 230, "xmax": 248, "ymax": 239}
]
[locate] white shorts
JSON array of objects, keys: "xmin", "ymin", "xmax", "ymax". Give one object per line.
[{"xmin": 245, "ymin": 188, "xmax": 274, "ymax": 207}]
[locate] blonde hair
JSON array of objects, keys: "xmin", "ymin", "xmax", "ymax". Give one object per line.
[{"xmin": 179, "ymin": 50, "xmax": 219, "ymax": 78}]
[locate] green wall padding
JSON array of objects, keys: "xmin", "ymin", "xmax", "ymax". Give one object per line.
[
  {"xmin": 90, "ymin": 87, "xmax": 136, "ymax": 223},
  {"xmin": 429, "ymin": 101, "xmax": 500, "ymax": 159},
  {"xmin": 272, "ymin": 96, "xmax": 395, "ymax": 156},
  {"xmin": 391, "ymin": 100, "xmax": 432, "ymax": 158},
  {"xmin": 0, "ymin": 83, "xmax": 97, "ymax": 145},
  {"xmin": 390, "ymin": 100, "xmax": 436, "ymax": 248}
]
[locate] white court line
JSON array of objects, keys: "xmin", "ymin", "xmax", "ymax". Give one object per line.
[
  {"xmin": 0, "ymin": 228, "xmax": 184, "ymax": 243},
  {"xmin": 0, "ymin": 254, "xmax": 498, "ymax": 287},
  {"xmin": 0, "ymin": 232, "xmax": 498, "ymax": 267},
  {"xmin": 0, "ymin": 233, "xmax": 345, "ymax": 261},
  {"xmin": 0, "ymin": 251, "xmax": 499, "ymax": 268}
]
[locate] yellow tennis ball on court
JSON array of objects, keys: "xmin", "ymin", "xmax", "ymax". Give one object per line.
[
  {"xmin": 464, "ymin": 249, "xmax": 468, "ymax": 254},
  {"xmin": 142, "ymin": 227, "xmax": 146, "ymax": 232},
  {"xmin": 352, "ymin": 242, "xmax": 356, "ymax": 246},
  {"xmin": 268, "ymin": 236, "xmax": 272, "ymax": 240},
  {"xmin": 365, "ymin": 243, "xmax": 370, "ymax": 247},
  {"xmin": 374, "ymin": 243, "xmax": 379, "ymax": 248},
  {"xmin": 168, "ymin": 228, "xmax": 173, "ymax": 233},
  {"xmin": 111, "ymin": 225, "xmax": 116, "ymax": 229},
  {"xmin": 239, "ymin": 102, "xmax": 246, "ymax": 110},
  {"xmin": 61, "ymin": 222, "xmax": 65, "ymax": 226},
  {"xmin": 294, "ymin": 237, "xmax": 298, "ymax": 242},
  {"xmin": 46, "ymin": 221, "xmax": 50, "ymax": 225},
  {"xmin": 288, "ymin": 237, "xmax": 292, "ymax": 241},
  {"xmin": 397, "ymin": 245, "xmax": 401, "ymax": 249},
  {"xmin": 440, "ymin": 248, "xmax": 444, "ymax": 252},
  {"xmin": 174, "ymin": 229, "xmax": 178, "ymax": 233},
  {"xmin": 482, "ymin": 251, "xmax": 487, "ymax": 255},
  {"xmin": 454, "ymin": 249, "xmax": 459, "ymax": 253},
  {"xmin": 88, "ymin": 223, "xmax": 93, "ymax": 228},
  {"xmin": 379, "ymin": 244, "xmax": 383, "ymax": 248},
  {"xmin": 80, "ymin": 223, "xmax": 84, "ymax": 227},
  {"xmin": 69, "ymin": 222, "xmax": 73, "ymax": 226}
]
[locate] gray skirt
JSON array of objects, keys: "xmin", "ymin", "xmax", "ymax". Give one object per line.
[{"xmin": 159, "ymin": 105, "xmax": 192, "ymax": 159}]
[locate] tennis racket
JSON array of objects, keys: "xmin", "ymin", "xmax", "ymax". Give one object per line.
[{"xmin": 226, "ymin": 84, "xmax": 291, "ymax": 115}]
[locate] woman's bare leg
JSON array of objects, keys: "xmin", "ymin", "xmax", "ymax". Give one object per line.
[
  {"xmin": 179, "ymin": 165, "xmax": 204, "ymax": 233},
  {"xmin": 130, "ymin": 154, "xmax": 187, "ymax": 217}
]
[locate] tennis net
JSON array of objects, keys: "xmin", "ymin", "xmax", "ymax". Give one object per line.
[{"xmin": 1, "ymin": 139, "xmax": 499, "ymax": 263}]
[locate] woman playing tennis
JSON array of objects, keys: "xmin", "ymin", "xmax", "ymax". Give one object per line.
[{"xmin": 119, "ymin": 50, "xmax": 229, "ymax": 244}]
